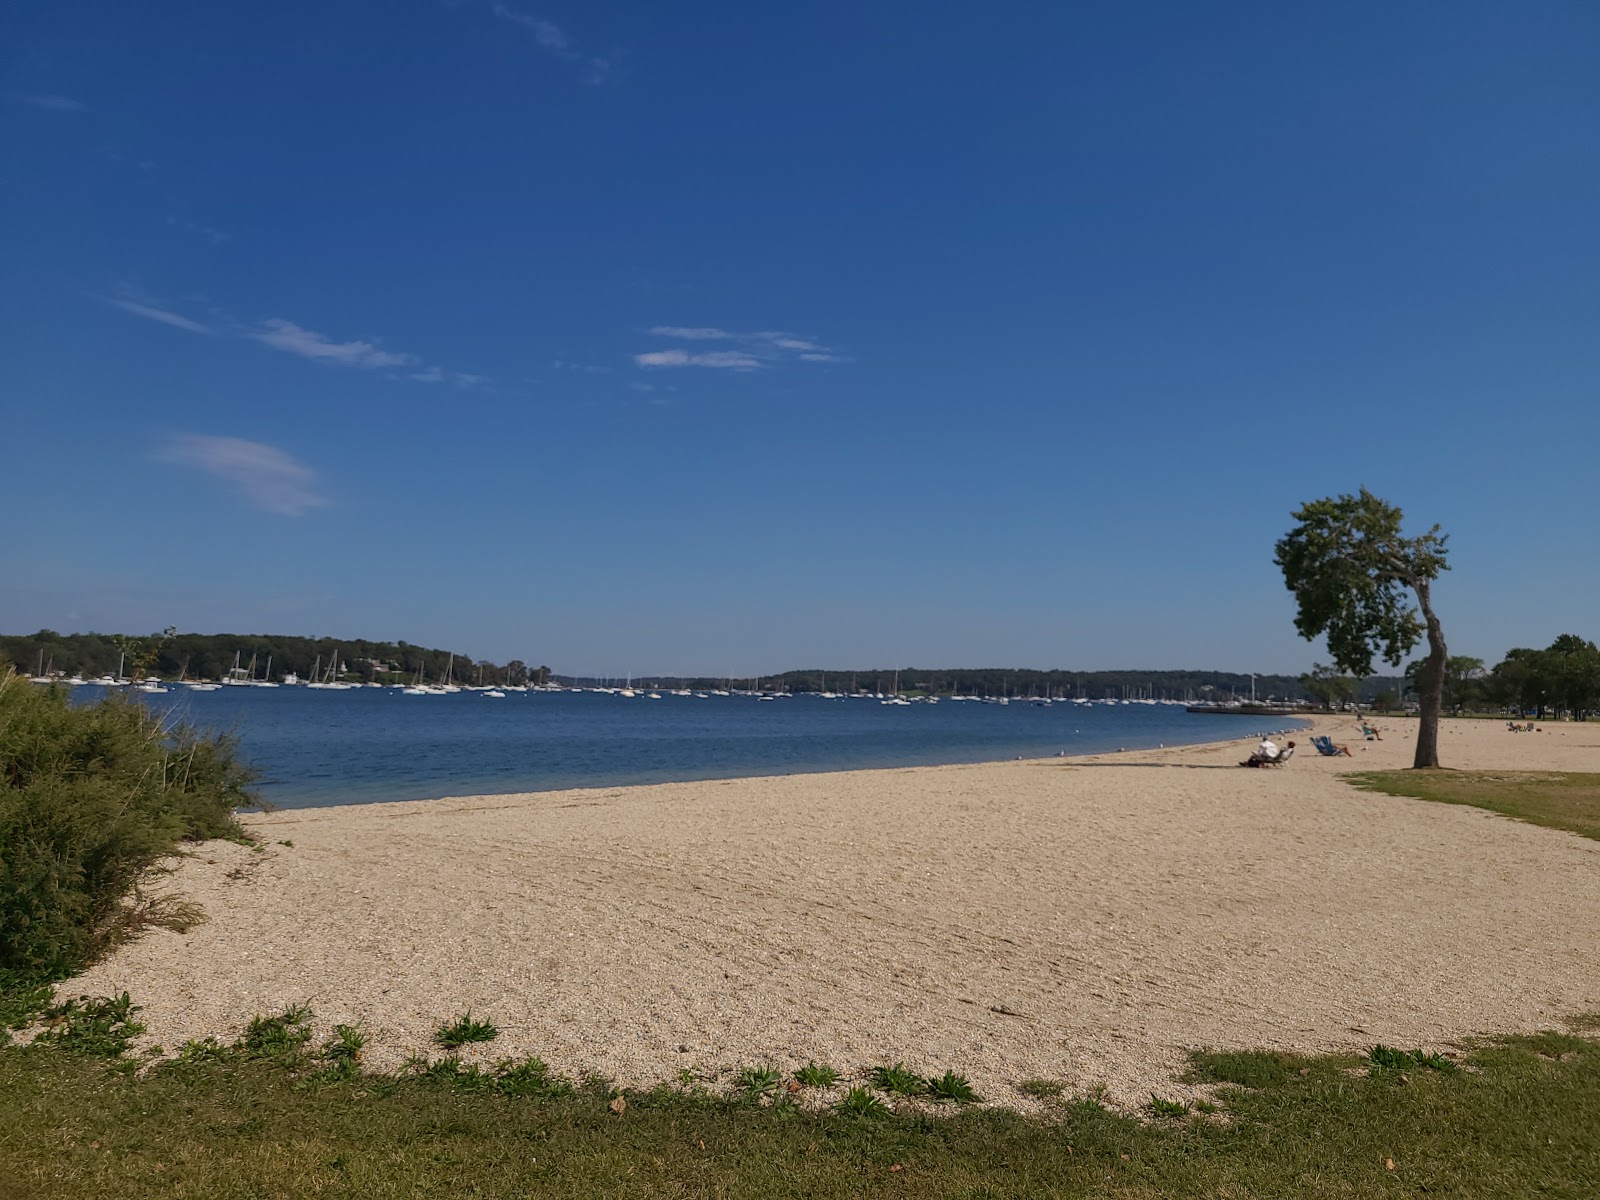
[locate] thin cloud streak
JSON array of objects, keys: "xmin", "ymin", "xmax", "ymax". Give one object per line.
[
  {"xmin": 635, "ymin": 349, "xmax": 763, "ymax": 370},
  {"xmin": 488, "ymin": 3, "xmax": 617, "ymax": 83},
  {"xmin": 648, "ymin": 326, "xmax": 734, "ymax": 341},
  {"xmin": 252, "ymin": 319, "xmax": 416, "ymax": 369},
  {"xmin": 103, "ymin": 296, "xmax": 489, "ymax": 387},
  {"xmin": 104, "ymin": 296, "xmax": 213, "ymax": 335},
  {"xmin": 635, "ymin": 326, "xmax": 845, "ymax": 370},
  {"xmin": 18, "ymin": 93, "xmax": 85, "ymax": 112},
  {"xmin": 158, "ymin": 435, "xmax": 326, "ymax": 516}
]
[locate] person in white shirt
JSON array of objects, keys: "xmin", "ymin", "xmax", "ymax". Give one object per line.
[{"xmin": 1257, "ymin": 738, "xmax": 1280, "ymax": 761}]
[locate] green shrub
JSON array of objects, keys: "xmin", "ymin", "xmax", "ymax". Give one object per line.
[{"xmin": 0, "ymin": 668, "xmax": 259, "ymax": 981}]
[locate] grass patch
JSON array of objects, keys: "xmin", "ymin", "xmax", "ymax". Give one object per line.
[
  {"xmin": 733, "ymin": 1064, "xmax": 783, "ymax": 1098},
  {"xmin": 835, "ymin": 1085, "xmax": 890, "ymax": 1117},
  {"xmin": 31, "ymin": 993, "xmax": 145, "ymax": 1057},
  {"xmin": 242, "ymin": 1004, "xmax": 313, "ymax": 1064},
  {"xmin": 1369, "ymin": 1045, "xmax": 1457, "ymax": 1075},
  {"xmin": 434, "ymin": 1011, "xmax": 499, "ymax": 1049},
  {"xmin": 865, "ymin": 1062, "xmax": 925, "ymax": 1096},
  {"xmin": 1186, "ymin": 1048, "xmax": 1321, "ymax": 1089},
  {"xmin": 1148, "ymin": 1094, "xmax": 1189, "ymax": 1118},
  {"xmin": 924, "ymin": 1070, "xmax": 979, "ymax": 1104},
  {"xmin": 2, "ymin": 1019, "xmax": 1600, "ymax": 1196},
  {"xmin": 1017, "ymin": 1077, "xmax": 1067, "ymax": 1099},
  {"xmin": 793, "ymin": 1061, "xmax": 838, "ymax": 1088},
  {"xmin": 1349, "ymin": 769, "xmax": 1600, "ymax": 841}
]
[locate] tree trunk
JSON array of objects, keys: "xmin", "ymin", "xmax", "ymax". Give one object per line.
[{"xmin": 1413, "ymin": 581, "xmax": 1447, "ymax": 769}]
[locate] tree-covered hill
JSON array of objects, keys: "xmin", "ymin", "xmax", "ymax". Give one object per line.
[{"xmin": 2, "ymin": 630, "xmax": 549, "ymax": 688}]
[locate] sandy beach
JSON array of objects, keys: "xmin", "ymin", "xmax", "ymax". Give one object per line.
[{"xmin": 67, "ymin": 715, "xmax": 1600, "ymax": 1107}]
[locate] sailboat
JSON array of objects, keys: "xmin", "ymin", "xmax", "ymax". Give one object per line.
[
  {"xmin": 401, "ymin": 661, "xmax": 434, "ymax": 695},
  {"xmin": 881, "ymin": 667, "xmax": 911, "ymax": 705},
  {"xmin": 250, "ymin": 654, "xmax": 281, "ymax": 687},
  {"xmin": 181, "ymin": 657, "xmax": 221, "ymax": 691}
]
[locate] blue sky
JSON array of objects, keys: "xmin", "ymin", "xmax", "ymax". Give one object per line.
[{"xmin": 3, "ymin": 1, "xmax": 1596, "ymax": 677}]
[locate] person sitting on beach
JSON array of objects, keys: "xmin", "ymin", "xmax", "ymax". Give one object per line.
[
  {"xmin": 1360, "ymin": 722, "xmax": 1382, "ymax": 740},
  {"xmin": 1242, "ymin": 739, "xmax": 1295, "ymax": 767}
]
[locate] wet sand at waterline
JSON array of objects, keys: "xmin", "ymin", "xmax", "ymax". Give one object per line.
[{"xmin": 69, "ymin": 716, "xmax": 1600, "ymax": 1107}]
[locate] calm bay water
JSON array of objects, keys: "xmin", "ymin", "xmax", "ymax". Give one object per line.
[{"xmin": 106, "ymin": 687, "xmax": 1300, "ymax": 809}]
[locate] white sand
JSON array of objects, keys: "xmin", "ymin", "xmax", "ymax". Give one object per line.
[{"xmin": 67, "ymin": 715, "xmax": 1600, "ymax": 1107}]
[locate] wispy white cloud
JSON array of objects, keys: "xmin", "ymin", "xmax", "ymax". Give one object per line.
[
  {"xmin": 552, "ymin": 358, "xmax": 613, "ymax": 375},
  {"xmin": 102, "ymin": 292, "xmax": 488, "ymax": 388},
  {"xmin": 18, "ymin": 93, "xmax": 85, "ymax": 112},
  {"xmin": 251, "ymin": 319, "xmax": 416, "ymax": 369},
  {"xmin": 167, "ymin": 216, "xmax": 232, "ymax": 245},
  {"xmin": 103, "ymin": 293, "xmax": 213, "ymax": 335},
  {"xmin": 491, "ymin": 3, "xmax": 567, "ymax": 48},
  {"xmin": 488, "ymin": 3, "xmax": 617, "ymax": 83},
  {"xmin": 648, "ymin": 326, "xmax": 733, "ymax": 341},
  {"xmin": 635, "ymin": 348, "xmax": 766, "ymax": 370},
  {"xmin": 158, "ymin": 435, "xmax": 326, "ymax": 516},
  {"xmin": 634, "ymin": 326, "xmax": 844, "ymax": 370}
]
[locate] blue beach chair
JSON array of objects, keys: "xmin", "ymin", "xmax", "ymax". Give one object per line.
[{"xmin": 1311, "ymin": 735, "xmax": 1351, "ymax": 757}]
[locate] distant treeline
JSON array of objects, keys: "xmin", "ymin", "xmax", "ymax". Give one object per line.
[
  {"xmin": 3, "ymin": 630, "xmax": 550, "ymax": 688},
  {"xmin": 556, "ymin": 668, "xmax": 1407, "ymax": 703}
]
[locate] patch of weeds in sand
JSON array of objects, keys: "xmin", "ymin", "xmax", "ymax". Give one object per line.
[
  {"xmin": 0, "ymin": 977, "xmax": 53, "ymax": 1046},
  {"xmin": 1149, "ymin": 1094, "xmax": 1190, "ymax": 1118},
  {"xmin": 836, "ymin": 1086, "xmax": 890, "ymax": 1117},
  {"xmin": 415, "ymin": 1055, "xmax": 493, "ymax": 1090},
  {"xmin": 277, "ymin": 840, "xmax": 293, "ymax": 848},
  {"xmin": 735, "ymin": 1064, "xmax": 784, "ymax": 1099},
  {"xmin": 1194, "ymin": 1099, "xmax": 1220, "ymax": 1114},
  {"xmin": 33, "ymin": 992, "xmax": 145, "ymax": 1057},
  {"xmin": 242, "ymin": 1004, "xmax": 313, "ymax": 1064},
  {"xmin": 794, "ymin": 1061, "xmax": 839, "ymax": 1089},
  {"xmin": 925, "ymin": 1070, "xmax": 979, "ymax": 1104},
  {"xmin": 492, "ymin": 1057, "xmax": 574, "ymax": 1099},
  {"xmin": 1370, "ymin": 1045, "xmax": 1457, "ymax": 1075},
  {"xmin": 175, "ymin": 1037, "xmax": 232, "ymax": 1065},
  {"xmin": 1064, "ymin": 1084, "xmax": 1113, "ymax": 1118},
  {"xmin": 866, "ymin": 1062, "xmax": 925, "ymax": 1097},
  {"xmin": 1187, "ymin": 1049, "xmax": 1317, "ymax": 1089},
  {"xmin": 312, "ymin": 1024, "xmax": 365, "ymax": 1082},
  {"xmin": 434, "ymin": 1011, "xmax": 499, "ymax": 1050},
  {"xmin": 1018, "ymin": 1078, "xmax": 1067, "ymax": 1100}
]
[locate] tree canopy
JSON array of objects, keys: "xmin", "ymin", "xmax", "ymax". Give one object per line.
[{"xmin": 1275, "ymin": 489, "xmax": 1451, "ymax": 768}]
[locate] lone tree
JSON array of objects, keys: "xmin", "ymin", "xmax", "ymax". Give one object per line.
[{"xmin": 1274, "ymin": 489, "xmax": 1450, "ymax": 769}]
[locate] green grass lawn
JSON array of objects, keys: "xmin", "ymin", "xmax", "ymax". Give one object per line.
[
  {"xmin": 1349, "ymin": 770, "xmax": 1600, "ymax": 842},
  {"xmin": 3, "ymin": 1013, "xmax": 1599, "ymax": 1198}
]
